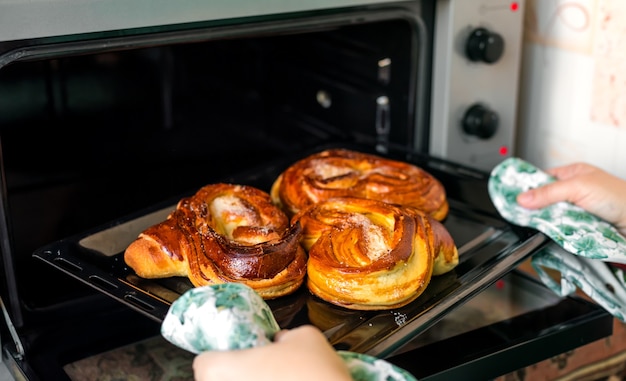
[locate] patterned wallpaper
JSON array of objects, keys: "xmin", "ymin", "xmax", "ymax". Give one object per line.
[{"xmin": 516, "ymin": 0, "xmax": 626, "ymax": 178}]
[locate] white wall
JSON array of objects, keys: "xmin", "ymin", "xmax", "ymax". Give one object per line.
[{"xmin": 516, "ymin": 0, "xmax": 626, "ymax": 178}]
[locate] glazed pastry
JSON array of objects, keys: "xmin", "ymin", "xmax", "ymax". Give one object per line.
[
  {"xmin": 294, "ymin": 197, "xmax": 458, "ymax": 310},
  {"xmin": 124, "ymin": 183, "xmax": 307, "ymax": 299},
  {"xmin": 271, "ymin": 148, "xmax": 449, "ymax": 220}
]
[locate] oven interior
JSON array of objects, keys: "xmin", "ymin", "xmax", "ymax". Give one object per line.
[
  {"xmin": 0, "ymin": 15, "xmax": 420, "ymax": 317},
  {"xmin": 0, "ymin": 7, "xmax": 612, "ymax": 381},
  {"xmin": 0, "ymin": 12, "xmax": 431, "ymax": 378}
]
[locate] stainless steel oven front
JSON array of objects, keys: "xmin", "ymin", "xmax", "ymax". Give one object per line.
[{"xmin": 0, "ymin": 1, "xmax": 612, "ymax": 381}]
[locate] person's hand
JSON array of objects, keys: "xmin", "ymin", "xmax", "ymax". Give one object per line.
[
  {"xmin": 516, "ymin": 162, "xmax": 626, "ymax": 236},
  {"xmin": 192, "ymin": 325, "xmax": 352, "ymax": 381}
]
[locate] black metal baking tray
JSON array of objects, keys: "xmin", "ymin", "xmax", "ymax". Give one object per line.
[{"xmin": 32, "ymin": 143, "xmax": 549, "ymax": 358}]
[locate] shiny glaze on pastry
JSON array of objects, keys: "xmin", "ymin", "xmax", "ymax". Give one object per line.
[
  {"xmin": 293, "ymin": 197, "xmax": 458, "ymax": 310},
  {"xmin": 271, "ymin": 149, "xmax": 449, "ymax": 220},
  {"xmin": 124, "ymin": 183, "xmax": 307, "ymax": 299}
]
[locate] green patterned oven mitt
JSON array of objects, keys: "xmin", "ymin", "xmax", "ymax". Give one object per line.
[
  {"xmin": 488, "ymin": 157, "xmax": 626, "ymax": 321},
  {"xmin": 531, "ymin": 243, "xmax": 626, "ymax": 321}
]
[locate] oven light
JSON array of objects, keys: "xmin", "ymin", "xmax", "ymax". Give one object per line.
[
  {"xmin": 510, "ymin": 2, "xmax": 519, "ymax": 12},
  {"xmin": 499, "ymin": 146, "xmax": 509, "ymax": 156},
  {"xmin": 316, "ymin": 90, "xmax": 332, "ymax": 109},
  {"xmin": 378, "ymin": 58, "xmax": 391, "ymax": 68}
]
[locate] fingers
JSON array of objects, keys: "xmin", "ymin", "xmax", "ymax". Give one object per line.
[
  {"xmin": 193, "ymin": 325, "xmax": 352, "ymax": 381},
  {"xmin": 514, "ymin": 161, "xmax": 626, "ymax": 237},
  {"xmin": 193, "ymin": 345, "xmax": 287, "ymax": 381},
  {"xmin": 275, "ymin": 325, "xmax": 325, "ymax": 343},
  {"xmin": 516, "ymin": 180, "xmax": 573, "ymax": 209},
  {"xmin": 545, "ymin": 162, "xmax": 598, "ymax": 180},
  {"xmin": 272, "ymin": 328, "xmax": 289, "ymax": 342},
  {"xmin": 517, "ymin": 163, "xmax": 599, "ymax": 209}
]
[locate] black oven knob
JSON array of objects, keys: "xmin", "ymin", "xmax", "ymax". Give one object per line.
[
  {"xmin": 466, "ymin": 27, "xmax": 505, "ymax": 64},
  {"xmin": 462, "ymin": 104, "xmax": 498, "ymax": 139}
]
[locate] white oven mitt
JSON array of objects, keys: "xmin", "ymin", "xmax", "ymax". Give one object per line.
[
  {"xmin": 488, "ymin": 157, "xmax": 626, "ymax": 321},
  {"xmin": 161, "ymin": 282, "xmax": 417, "ymax": 381}
]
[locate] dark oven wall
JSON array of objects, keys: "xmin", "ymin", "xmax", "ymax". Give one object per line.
[{"xmin": 0, "ymin": 15, "xmax": 424, "ymax": 330}]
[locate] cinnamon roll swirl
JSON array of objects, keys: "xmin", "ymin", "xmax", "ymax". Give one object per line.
[
  {"xmin": 271, "ymin": 148, "xmax": 449, "ymax": 220},
  {"xmin": 124, "ymin": 183, "xmax": 307, "ymax": 299},
  {"xmin": 293, "ymin": 197, "xmax": 458, "ymax": 310}
]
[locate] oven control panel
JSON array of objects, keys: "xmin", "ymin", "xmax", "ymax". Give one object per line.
[{"xmin": 429, "ymin": 0, "xmax": 525, "ymax": 172}]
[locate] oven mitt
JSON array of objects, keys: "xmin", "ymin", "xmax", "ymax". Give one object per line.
[
  {"xmin": 488, "ymin": 157, "xmax": 626, "ymax": 321},
  {"xmin": 161, "ymin": 282, "xmax": 417, "ymax": 381},
  {"xmin": 161, "ymin": 283, "xmax": 279, "ymax": 353},
  {"xmin": 531, "ymin": 242, "xmax": 626, "ymax": 321},
  {"xmin": 488, "ymin": 157, "xmax": 626, "ymax": 263}
]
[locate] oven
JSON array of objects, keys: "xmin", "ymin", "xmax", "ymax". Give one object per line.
[{"xmin": 0, "ymin": 1, "xmax": 612, "ymax": 380}]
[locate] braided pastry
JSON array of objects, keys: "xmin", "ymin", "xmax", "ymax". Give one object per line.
[
  {"xmin": 294, "ymin": 197, "xmax": 458, "ymax": 310},
  {"xmin": 271, "ymin": 148, "xmax": 449, "ymax": 220},
  {"xmin": 124, "ymin": 183, "xmax": 307, "ymax": 299}
]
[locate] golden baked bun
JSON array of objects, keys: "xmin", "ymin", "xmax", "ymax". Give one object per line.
[
  {"xmin": 271, "ymin": 148, "xmax": 449, "ymax": 220},
  {"xmin": 124, "ymin": 183, "xmax": 307, "ymax": 299},
  {"xmin": 293, "ymin": 197, "xmax": 458, "ymax": 310}
]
